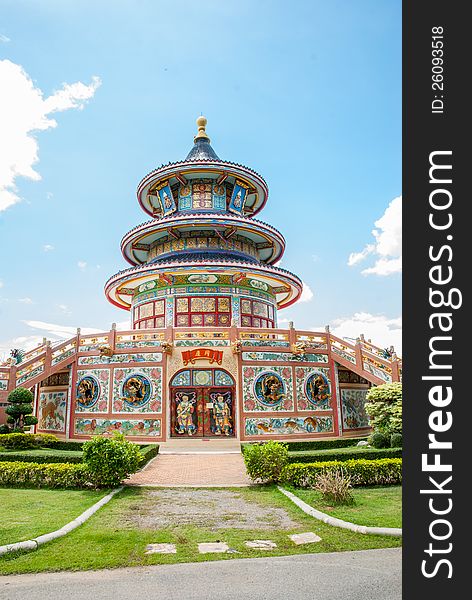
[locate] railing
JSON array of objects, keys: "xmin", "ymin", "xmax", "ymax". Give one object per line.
[{"xmin": 0, "ymin": 324, "xmax": 402, "ymax": 397}]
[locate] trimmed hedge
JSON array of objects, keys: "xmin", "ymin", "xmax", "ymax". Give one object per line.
[
  {"xmin": 0, "ymin": 451, "xmax": 83, "ymax": 464},
  {"xmin": 47, "ymin": 440, "xmax": 84, "ymax": 451},
  {"xmin": 0, "ymin": 461, "xmax": 91, "ymax": 489},
  {"xmin": 288, "ymin": 446, "xmax": 402, "ymax": 464},
  {"xmin": 242, "ymin": 438, "xmax": 368, "ymax": 453},
  {"xmin": 0, "ymin": 433, "xmax": 59, "ymax": 450},
  {"xmin": 138, "ymin": 444, "xmax": 159, "ymax": 466},
  {"xmin": 282, "ymin": 458, "xmax": 402, "ymax": 488}
]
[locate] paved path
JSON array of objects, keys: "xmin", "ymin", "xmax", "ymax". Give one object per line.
[
  {"xmin": 0, "ymin": 548, "xmax": 402, "ymax": 600},
  {"xmin": 126, "ymin": 453, "xmax": 252, "ymax": 487}
]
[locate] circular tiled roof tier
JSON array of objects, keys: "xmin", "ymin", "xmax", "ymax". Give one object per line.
[
  {"xmin": 120, "ymin": 213, "xmax": 285, "ymax": 266},
  {"xmin": 104, "ymin": 259, "xmax": 302, "ymax": 312}
]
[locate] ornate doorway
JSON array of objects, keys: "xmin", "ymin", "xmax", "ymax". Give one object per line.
[{"xmin": 170, "ymin": 369, "xmax": 235, "ymax": 438}]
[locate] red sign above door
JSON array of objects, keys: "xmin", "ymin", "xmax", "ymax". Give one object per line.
[{"xmin": 182, "ymin": 348, "xmax": 223, "ymax": 366}]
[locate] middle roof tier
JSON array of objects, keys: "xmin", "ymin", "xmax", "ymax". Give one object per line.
[{"xmin": 121, "ymin": 212, "xmax": 286, "ymax": 266}]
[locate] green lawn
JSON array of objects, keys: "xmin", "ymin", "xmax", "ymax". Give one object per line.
[
  {"xmin": 285, "ymin": 485, "xmax": 402, "ymax": 528},
  {"xmin": 0, "ymin": 485, "xmax": 401, "ymax": 575},
  {"xmin": 0, "ymin": 488, "xmax": 108, "ymax": 547},
  {"xmin": 0, "ymin": 449, "xmax": 83, "ymax": 458}
]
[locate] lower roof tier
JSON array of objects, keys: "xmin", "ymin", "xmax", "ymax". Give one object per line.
[{"xmin": 105, "ymin": 259, "xmax": 303, "ymax": 312}]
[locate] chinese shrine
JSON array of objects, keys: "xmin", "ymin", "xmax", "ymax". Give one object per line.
[{"xmin": 0, "ymin": 117, "xmax": 402, "ymax": 442}]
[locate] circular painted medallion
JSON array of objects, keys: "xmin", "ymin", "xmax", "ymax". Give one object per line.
[
  {"xmin": 253, "ymin": 371, "xmax": 285, "ymax": 407},
  {"xmin": 76, "ymin": 376, "xmax": 100, "ymax": 409},
  {"xmin": 194, "ymin": 370, "xmax": 212, "ymax": 386},
  {"xmin": 121, "ymin": 373, "xmax": 152, "ymax": 408},
  {"xmin": 304, "ymin": 372, "xmax": 331, "ymax": 408}
]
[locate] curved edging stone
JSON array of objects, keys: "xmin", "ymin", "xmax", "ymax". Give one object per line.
[
  {"xmin": 0, "ymin": 486, "xmax": 124, "ymax": 556},
  {"xmin": 278, "ymin": 486, "xmax": 402, "ymax": 537}
]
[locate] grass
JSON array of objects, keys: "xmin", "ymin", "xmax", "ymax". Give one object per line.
[
  {"xmin": 0, "ymin": 488, "xmax": 108, "ymax": 546},
  {"xmin": 0, "ymin": 449, "xmax": 83, "ymax": 457},
  {"xmin": 285, "ymin": 485, "xmax": 402, "ymax": 528},
  {"xmin": 0, "ymin": 485, "xmax": 401, "ymax": 575}
]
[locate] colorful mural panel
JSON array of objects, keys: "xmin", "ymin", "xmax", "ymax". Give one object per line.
[
  {"xmin": 242, "ymin": 351, "xmax": 328, "ymax": 363},
  {"xmin": 295, "ymin": 367, "xmax": 332, "ymax": 411},
  {"xmin": 229, "ymin": 181, "xmax": 247, "ymax": 213},
  {"xmin": 158, "ymin": 182, "xmax": 176, "ymax": 215},
  {"xmin": 74, "ymin": 418, "xmax": 161, "ymax": 437},
  {"xmin": 244, "ymin": 415, "xmax": 333, "ymax": 436},
  {"xmin": 75, "ymin": 369, "xmax": 110, "ymax": 413},
  {"xmin": 341, "ymin": 388, "xmax": 370, "ymax": 430},
  {"xmin": 78, "ymin": 353, "xmax": 163, "ymax": 365},
  {"xmin": 112, "ymin": 367, "xmax": 162, "ymax": 413},
  {"xmin": 38, "ymin": 390, "xmax": 67, "ymax": 432},
  {"xmin": 242, "ymin": 366, "xmax": 294, "ymax": 412}
]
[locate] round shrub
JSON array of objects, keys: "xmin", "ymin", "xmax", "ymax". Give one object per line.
[
  {"xmin": 0, "ymin": 424, "xmax": 10, "ymax": 435},
  {"xmin": 369, "ymin": 431, "xmax": 390, "ymax": 449},
  {"xmin": 243, "ymin": 441, "xmax": 288, "ymax": 483},
  {"xmin": 82, "ymin": 433, "xmax": 142, "ymax": 486},
  {"xmin": 390, "ymin": 432, "xmax": 403, "ymax": 448}
]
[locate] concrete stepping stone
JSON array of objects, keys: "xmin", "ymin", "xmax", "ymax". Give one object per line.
[
  {"xmin": 289, "ymin": 532, "xmax": 322, "ymax": 545},
  {"xmin": 145, "ymin": 543, "xmax": 177, "ymax": 554},
  {"xmin": 198, "ymin": 542, "xmax": 229, "ymax": 554},
  {"xmin": 245, "ymin": 540, "xmax": 277, "ymax": 550}
]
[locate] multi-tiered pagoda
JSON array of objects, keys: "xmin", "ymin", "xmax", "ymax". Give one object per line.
[
  {"xmin": 0, "ymin": 118, "xmax": 401, "ymax": 442},
  {"xmin": 105, "ymin": 116, "xmax": 302, "ymax": 331}
]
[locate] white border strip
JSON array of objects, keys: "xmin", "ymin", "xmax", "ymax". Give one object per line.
[
  {"xmin": 278, "ymin": 486, "xmax": 402, "ymax": 537},
  {"xmin": 0, "ymin": 486, "xmax": 124, "ymax": 556}
]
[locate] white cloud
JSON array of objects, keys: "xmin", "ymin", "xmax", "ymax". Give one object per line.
[
  {"xmin": 43, "ymin": 244, "xmax": 55, "ymax": 252},
  {"xmin": 0, "ymin": 279, "xmax": 3, "ymax": 288},
  {"xmin": 0, "ymin": 34, "xmax": 10, "ymax": 43},
  {"xmin": 298, "ymin": 281, "xmax": 314, "ymax": 303},
  {"xmin": 22, "ymin": 320, "xmax": 104, "ymax": 340},
  {"xmin": 317, "ymin": 311, "xmax": 402, "ymax": 355},
  {"xmin": 115, "ymin": 320, "xmax": 131, "ymax": 330},
  {"xmin": 57, "ymin": 304, "xmax": 71, "ymax": 315},
  {"xmin": 0, "ymin": 59, "xmax": 101, "ymax": 212},
  {"xmin": 0, "ymin": 335, "xmax": 44, "ymax": 363},
  {"xmin": 77, "ymin": 260, "xmax": 87, "ymax": 270},
  {"xmin": 18, "ymin": 297, "xmax": 34, "ymax": 304},
  {"xmin": 348, "ymin": 196, "xmax": 402, "ymax": 276}
]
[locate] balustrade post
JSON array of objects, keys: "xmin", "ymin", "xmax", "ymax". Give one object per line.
[
  {"xmin": 355, "ymin": 340, "xmax": 363, "ymax": 370},
  {"xmin": 109, "ymin": 323, "xmax": 117, "ymax": 353}
]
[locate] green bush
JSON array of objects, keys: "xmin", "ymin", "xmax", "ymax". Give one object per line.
[
  {"xmin": 0, "ymin": 432, "xmax": 60, "ymax": 450},
  {"xmin": 369, "ymin": 431, "xmax": 390, "ymax": 449},
  {"xmin": 5, "ymin": 387, "xmax": 38, "ymax": 432},
  {"xmin": 0, "ymin": 451, "xmax": 83, "ymax": 464},
  {"xmin": 0, "ymin": 461, "xmax": 91, "ymax": 489},
  {"xmin": 243, "ymin": 441, "xmax": 289, "ymax": 483},
  {"xmin": 242, "ymin": 438, "xmax": 368, "ymax": 453},
  {"xmin": 82, "ymin": 433, "xmax": 142, "ymax": 486},
  {"xmin": 0, "ymin": 424, "xmax": 10, "ymax": 435},
  {"xmin": 288, "ymin": 446, "xmax": 402, "ymax": 463},
  {"xmin": 46, "ymin": 440, "xmax": 84, "ymax": 451},
  {"xmin": 282, "ymin": 458, "xmax": 402, "ymax": 488},
  {"xmin": 365, "ymin": 382, "xmax": 402, "ymax": 435},
  {"xmin": 138, "ymin": 444, "xmax": 159, "ymax": 466},
  {"xmin": 390, "ymin": 432, "xmax": 403, "ymax": 448}
]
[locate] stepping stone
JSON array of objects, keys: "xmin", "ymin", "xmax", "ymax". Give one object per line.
[
  {"xmin": 198, "ymin": 542, "xmax": 229, "ymax": 554},
  {"xmin": 289, "ymin": 532, "xmax": 322, "ymax": 545},
  {"xmin": 145, "ymin": 543, "xmax": 177, "ymax": 554},
  {"xmin": 245, "ymin": 540, "xmax": 277, "ymax": 550}
]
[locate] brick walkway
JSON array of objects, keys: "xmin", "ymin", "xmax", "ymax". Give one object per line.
[{"xmin": 126, "ymin": 453, "xmax": 252, "ymax": 487}]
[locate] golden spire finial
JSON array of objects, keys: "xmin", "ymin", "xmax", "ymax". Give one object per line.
[{"xmin": 194, "ymin": 115, "xmax": 210, "ymax": 142}]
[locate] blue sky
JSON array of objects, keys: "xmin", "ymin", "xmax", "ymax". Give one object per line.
[{"xmin": 0, "ymin": 0, "xmax": 401, "ymax": 358}]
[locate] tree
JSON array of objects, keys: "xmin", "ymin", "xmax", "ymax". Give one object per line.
[
  {"xmin": 364, "ymin": 382, "xmax": 402, "ymax": 434},
  {"xmin": 5, "ymin": 387, "xmax": 38, "ymax": 432}
]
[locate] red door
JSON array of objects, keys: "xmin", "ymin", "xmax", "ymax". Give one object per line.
[{"xmin": 171, "ymin": 387, "xmax": 235, "ymax": 437}]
